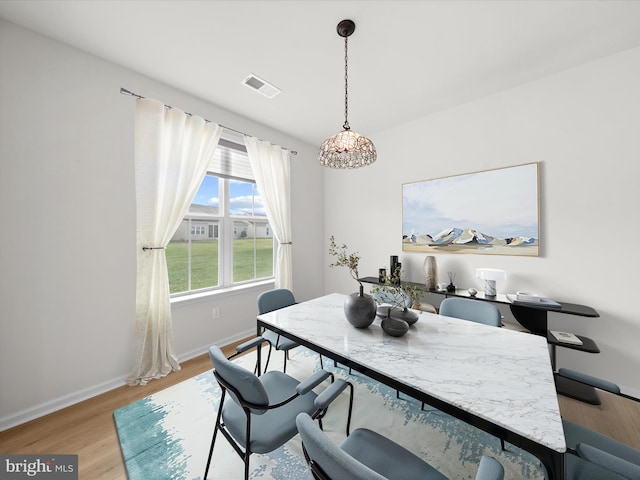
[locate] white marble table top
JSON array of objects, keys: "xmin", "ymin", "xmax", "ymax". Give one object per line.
[{"xmin": 257, "ymin": 293, "xmax": 566, "ymax": 454}]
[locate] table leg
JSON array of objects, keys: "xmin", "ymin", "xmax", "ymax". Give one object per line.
[
  {"xmin": 547, "ymin": 451, "xmax": 565, "ymax": 480},
  {"xmin": 256, "ymin": 321, "xmax": 262, "ymax": 376}
]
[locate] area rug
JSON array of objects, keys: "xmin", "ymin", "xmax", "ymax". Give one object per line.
[{"xmin": 114, "ymin": 347, "xmax": 545, "ymax": 479}]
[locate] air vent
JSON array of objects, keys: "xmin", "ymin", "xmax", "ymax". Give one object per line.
[{"xmin": 242, "ymin": 73, "xmax": 281, "ymax": 99}]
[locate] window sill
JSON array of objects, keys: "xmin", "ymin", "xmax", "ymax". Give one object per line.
[{"xmin": 170, "ymin": 279, "xmax": 275, "ymax": 307}]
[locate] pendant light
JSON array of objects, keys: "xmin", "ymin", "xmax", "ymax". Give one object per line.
[{"xmin": 318, "ymin": 19, "xmax": 377, "ymax": 169}]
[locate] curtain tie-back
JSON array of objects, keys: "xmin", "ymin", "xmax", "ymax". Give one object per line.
[
  {"xmin": 279, "ymin": 242, "xmax": 292, "ymax": 245},
  {"xmin": 142, "ymin": 246, "xmax": 166, "ymax": 251}
]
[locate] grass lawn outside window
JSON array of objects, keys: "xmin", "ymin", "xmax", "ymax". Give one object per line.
[{"xmin": 166, "ymin": 238, "xmax": 273, "ymax": 294}]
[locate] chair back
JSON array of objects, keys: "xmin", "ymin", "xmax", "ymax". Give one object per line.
[
  {"xmin": 476, "ymin": 456, "xmax": 504, "ymax": 480},
  {"xmin": 208, "ymin": 346, "xmax": 269, "ymax": 414},
  {"xmin": 258, "ymin": 288, "xmax": 296, "ymax": 314},
  {"xmin": 296, "ymin": 413, "xmax": 387, "ymax": 480},
  {"xmin": 439, "ymin": 297, "xmax": 501, "ymax": 327}
]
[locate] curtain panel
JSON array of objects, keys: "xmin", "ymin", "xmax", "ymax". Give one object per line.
[
  {"xmin": 244, "ymin": 137, "xmax": 292, "ymax": 290},
  {"xmin": 128, "ymin": 98, "xmax": 222, "ymax": 385}
]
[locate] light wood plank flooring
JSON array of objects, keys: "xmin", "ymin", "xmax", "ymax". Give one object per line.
[
  {"xmin": 1, "ymin": 338, "xmax": 638, "ymax": 479},
  {"xmin": 559, "ymin": 391, "xmax": 640, "ymax": 450},
  {"xmin": 0, "ymin": 339, "xmax": 247, "ymax": 480}
]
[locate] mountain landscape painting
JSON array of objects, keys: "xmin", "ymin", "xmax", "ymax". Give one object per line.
[{"xmin": 402, "ymin": 163, "xmax": 539, "ymax": 256}]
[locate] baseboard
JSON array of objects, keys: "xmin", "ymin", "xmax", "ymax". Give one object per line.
[
  {"xmin": 621, "ymin": 386, "xmax": 640, "ymax": 401},
  {"xmin": 0, "ymin": 328, "xmax": 256, "ymax": 432},
  {"xmin": 0, "ymin": 375, "xmax": 128, "ymax": 432},
  {"xmin": 176, "ymin": 329, "xmax": 256, "ymax": 363}
]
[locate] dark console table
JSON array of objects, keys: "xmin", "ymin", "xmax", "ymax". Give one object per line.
[
  {"xmin": 360, "ymin": 276, "xmax": 602, "ymax": 403},
  {"xmin": 547, "ymin": 332, "xmax": 601, "ymax": 404},
  {"xmin": 359, "ymin": 276, "xmax": 599, "ymax": 335}
]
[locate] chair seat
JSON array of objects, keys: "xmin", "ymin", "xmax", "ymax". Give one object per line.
[
  {"xmin": 263, "ymin": 329, "xmax": 298, "ymax": 351},
  {"xmin": 340, "ymin": 428, "xmax": 447, "ymax": 480},
  {"xmin": 565, "ymin": 452, "xmax": 627, "ymax": 480},
  {"xmin": 222, "ymin": 371, "xmax": 317, "ymax": 453},
  {"xmin": 563, "ymin": 419, "xmax": 640, "ymax": 466}
]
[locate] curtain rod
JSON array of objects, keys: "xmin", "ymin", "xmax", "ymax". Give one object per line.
[{"xmin": 120, "ymin": 87, "xmax": 297, "ymax": 155}]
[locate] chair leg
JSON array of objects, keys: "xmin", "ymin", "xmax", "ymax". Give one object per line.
[
  {"xmin": 394, "ymin": 392, "xmax": 437, "ymax": 413},
  {"xmin": 204, "ymin": 391, "xmax": 226, "ymax": 479},
  {"xmin": 204, "ymin": 425, "xmax": 219, "ymax": 479},
  {"xmin": 319, "ymin": 354, "xmax": 324, "ymax": 369},
  {"xmin": 263, "ymin": 343, "xmax": 273, "ymax": 374},
  {"xmin": 345, "ymin": 382, "xmax": 354, "ymax": 436},
  {"xmin": 332, "ymin": 359, "xmax": 353, "ymax": 375},
  {"xmin": 283, "ymin": 350, "xmax": 288, "ymax": 373},
  {"xmin": 253, "ymin": 345, "xmax": 265, "ymax": 376},
  {"xmin": 244, "ymin": 452, "xmax": 250, "ymax": 480},
  {"xmin": 420, "ymin": 401, "xmax": 438, "ymax": 412},
  {"xmin": 244, "ymin": 407, "xmax": 252, "ymax": 480},
  {"xmin": 500, "ymin": 438, "xmax": 506, "ymax": 451}
]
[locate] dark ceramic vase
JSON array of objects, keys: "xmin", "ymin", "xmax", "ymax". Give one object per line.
[
  {"xmin": 391, "ymin": 307, "xmax": 419, "ymax": 326},
  {"xmin": 381, "ymin": 312, "xmax": 410, "ymax": 337},
  {"xmin": 344, "ymin": 285, "xmax": 376, "ymax": 328}
]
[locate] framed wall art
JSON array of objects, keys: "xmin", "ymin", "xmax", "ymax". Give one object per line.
[{"xmin": 402, "ymin": 162, "xmax": 540, "ymax": 256}]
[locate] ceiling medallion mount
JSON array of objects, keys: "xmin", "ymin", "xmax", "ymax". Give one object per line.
[
  {"xmin": 336, "ymin": 19, "xmax": 355, "ymax": 38},
  {"xmin": 318, "ymin": 19, "xmax": 377, "ymax": 169}
]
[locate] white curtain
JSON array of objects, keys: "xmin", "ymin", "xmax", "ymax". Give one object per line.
[
  {"xmin": 128, "ymin": 98, "xmax": 222, "ymax": 385},
  {"xmin": 244, "ymin": 137, "xmax": 292, "ymax": 289}
]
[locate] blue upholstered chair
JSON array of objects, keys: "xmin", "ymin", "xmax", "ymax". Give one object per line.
[
  {"xmin": 431, "ymin": 297, "xmax": 503, "ymax": 428},
  {"xmin": 551, "ymin": 373, "xmax": 640, "ymax": 479},
  {"xmin": 557, "ymin": 368, "xmax": 621, "ymax": 394},
  {"xmin": 296, "ymin": 412, "xmax": 504, "ymax": 480},
  {"xmin": 561, "ymin": 419, "xmax": 640, "ymax": 480},
  {"xmin": 205, "ymin": 343, "xmax": 353, "ymax": 480},
  {"xmin": 439, "ymin": 297, "xmax": 502, "ymax": 327},
  {"xmin": 257, "ymin": 288, "xmax": 301, "ymax": 373},
  {"xmin": 550, "ymin": 453, "xmax": 632, "ymax": 480}
]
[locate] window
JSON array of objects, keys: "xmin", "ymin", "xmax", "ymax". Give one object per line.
[
  {"xmin": 191, "ymin": 225, "xmax": 205, "ymax": 236},
  {"xmin": 167, "ymin": 133, "xmax": 274, "ymax": 295}
]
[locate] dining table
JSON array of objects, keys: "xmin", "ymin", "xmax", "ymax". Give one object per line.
[{"xmin": 256, "ymin": 293, "xmax": 567, "ymax": 479}]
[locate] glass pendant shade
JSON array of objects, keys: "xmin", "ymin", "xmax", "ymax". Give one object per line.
[
  {"xmin": 318, "ymin": 129, "xmax": 377, "ymax": 169},
  {"xmin": 319, "ymin": 19, "xmax": 376, "ymax": 169}
]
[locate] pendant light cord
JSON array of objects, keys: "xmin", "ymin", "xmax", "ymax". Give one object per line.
[{"xmin": 343, "ymin": 35, "xmax": 350, "ymax": 131}]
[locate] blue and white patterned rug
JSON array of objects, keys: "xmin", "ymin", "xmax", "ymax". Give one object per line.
[{"xmin": 114, "ymin": 347, "xmax": 544, "ymax": 479}]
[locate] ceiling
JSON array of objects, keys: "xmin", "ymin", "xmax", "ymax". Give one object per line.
[{"xmin": 2, "ymin": 0, "xmax": 640, "ymax": 147}]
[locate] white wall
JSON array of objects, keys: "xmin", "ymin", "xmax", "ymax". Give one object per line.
[
  {"xmin": 3, "ymin": 15, "xmax": 639, "ymax": 430},
  {"xmin": 324, "ymin": 46, "xmax": 640, "ymax": 397},
  {"xmin": 0, "ymin": 19, "xmax": 324, "ymax": 429}
]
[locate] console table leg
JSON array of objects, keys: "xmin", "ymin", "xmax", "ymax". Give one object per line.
[{"xmin": 549, "ymin": 344, "xmax": 557, "ymax": 371}]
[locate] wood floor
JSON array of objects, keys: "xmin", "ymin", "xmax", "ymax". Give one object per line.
[
  {"xmin": 1, "ymin": 338, "xmax": 638, "ymax": 479},
  {"xmin": 559, "ymin": 391, "xmax": 640, "ymax": 450},
  {"xmin": 0, "ymin": 339, "xmax": 246, "ymax": 480}
]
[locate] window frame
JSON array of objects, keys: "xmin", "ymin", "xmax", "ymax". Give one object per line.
[{"xmin": 169, "ymin": 135, "xmax": 276, "ymax": 299}]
